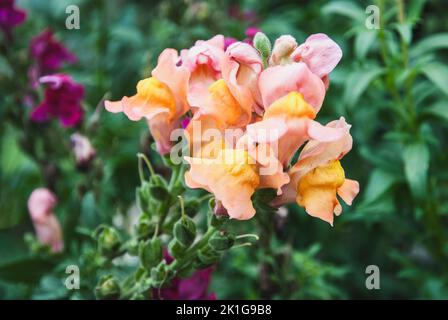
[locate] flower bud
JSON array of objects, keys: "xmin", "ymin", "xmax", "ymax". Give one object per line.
[
  {"xmin": 270, "ymin": 35, "xmax": 298, "ymax": 65},
  {"xmin": 168, "ymin": 238, "xmax": 187, "ymax": 259},
  {"xmin": 209, "ymin": 200, "xmax": 229, "ymax": 228},
  {"xmin": 208, "ymin": 232, "xmax": 235, "ymax": 251},
  {"xmin": 97, "ymin": 226, "xmax": 122, "ymax": 257},
  {"xmin": 135, "ymin": 214, "xmax": 156, "ymax": 240},
  {"xmin": 253, "ymin": 32, "xmax": 271, "ymax": 66},
  {"xmin": 139, "ymin": 238, "xmax": 163, "ymax": 270},
  {"xmin": 27, "ymin": 188, "xmax": 64, "ymax": 253},
  {"xmin": 95, "ymin": 275, "xmax": 121, "ymax": 300},
  {"xmin": 149, "ymin": 185, "xmax": 170, "ymax": 201},
  {"xmin": 173, "ymin": 216, "xmax": 196, "ymax": 248},
  {"xmin": 70, "ymin": 133, "xmax": 96, "ymax": 170}
]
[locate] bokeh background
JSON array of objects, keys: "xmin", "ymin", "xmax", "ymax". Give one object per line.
[{"xmin": 1, "ymin": 0, "xmax": 448, "ymax": 299}]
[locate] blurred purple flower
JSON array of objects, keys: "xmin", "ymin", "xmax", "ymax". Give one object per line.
[
  {"xmin": 228, "ymin": 6, "xmax": 257, "ymax": 23},
  {"xmin": 154, "ymin": 251, "xmax": 216, "ymax": 300},
  {"xmin": 0, "ymin": 0, "xmax": 26, "ymax": 37},
  {"xmin": 244, "ymin": 26, "xmax": 261, "ymax": 45},
  {"xmin": 245, "ymin": 26, "xmax": 261, "ymax": 39},
  {"xmin": 224, "ymin": 37, "xmax": 237, "ymax": 50},
  {"xmin": 30, "ymin": 29, "xmax": 76, "ymax": 75},
  {"xmin": 31, "ymin": 74, "xmax": 84, "ymax": 127}
]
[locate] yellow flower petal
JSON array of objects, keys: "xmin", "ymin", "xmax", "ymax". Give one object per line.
[
  {"xmin": 136, "ymin": 77, "xmax": 176, "ymax": 119},
  {"xmin": 265, "ymin": 91, "xmax": 316, "ymax": 120},
  {"xmin": 297, "ymin": 160, "xmax": 345, "ymax": 225}
]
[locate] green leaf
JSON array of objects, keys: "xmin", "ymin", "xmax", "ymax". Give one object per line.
[
  {"xmin": 80, "ymin": 192, "xmax": 98, "ymax": 228},
  {"xmin": 395, "ymin": 23, "xmax": 412, "ymax": 45},
  {"xmin": 421, "ymin": 100, "xmax": 448, "ymax": 122},
  {"xmin": 343, "ymin": 68, "xmax": 384, "ymax": 108},
  {"xmin": 354, "ymin": 30, "xmax": 377, "ymax": 59},
  {"xmin": 422, "ymin": 63, "xmax": 448, "ymax": 96},
  {"xmin": 0, "ymin": 55, "xmax": 12, "ymax": 78},
  {"xmin": 362, "ymin": 169, "xmax": 400, "ymax": 204},
  {"xmin": 403, "ymin": 143, "xmax": 429, "ymax": 200},
  {"xmin": 407, "ymin": 0, "xmax": 427, "ymax": 24},
  {"xmin": 322, "ymin": 1, "xmax": 364, "ymax": 22},
  {"xmin": 411, "ymin": 33, "xmax": 448, "ymax": 57}
]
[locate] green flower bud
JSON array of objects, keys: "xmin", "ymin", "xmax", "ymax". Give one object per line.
[
  {"xmin": 149, "ymin": 186, "xmax": 169, "ymax": 201},
  {"xmin": 135, "ymin": 215, "xmax": 156, "ymax": 240},
  {"xmin": 168, "ymin": 238, "xmax": 186, "ymax": 259},
  {"xmin": 209, "ymin": 232, "xmax": 235, "ymax": 251},
  {"xmin": 253, "ymin": 32, "xmax": 272, "ymax": 66},
  {"xmin": 95, "ymin": 275, "xmax": 121, "ymax": 300},
  {"xmin": 139, "ymin": 238, "xmax": 163, "ymax": 270},
  {"xmin": 97, "ymin": 226, "xmax": 121, "ymax": 257},
  {"xmin": 173, "ymin": 216, "xmax": 196, "ymax": 248},
  {"xmin": 209, "ymin": 213, "xmax": 228, "ymax": 228}
]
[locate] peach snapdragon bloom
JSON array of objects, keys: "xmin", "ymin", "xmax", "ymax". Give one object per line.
[
  {"xmin": 105, "ymin": 49, "xmax": 190, "ymax": 154},
  {"xmin": 27, "ymin": 188, "xmax": 63, "ymax": 252},
  {"xmin": 275, "ymin": 118, "xmax": 360, "ymax": 225},
  {"xmin": 270, "ymin": 33, "xmax": 342, "ymax": 88},
  {"xmin": 246, "ymin": 91, "xmax": 349, "ymax": 167},
  {"xmin": 181, "ymin": 35, "xmax": 226, "ymax": 108},
  {"xmin": 185, "ymin": 148, "xmax": 260, "ymax": 220}
]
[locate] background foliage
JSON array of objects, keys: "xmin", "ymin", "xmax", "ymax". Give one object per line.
[{"xmin": 1, "ymin": 0, "xmax": 447, "ymax": 299}]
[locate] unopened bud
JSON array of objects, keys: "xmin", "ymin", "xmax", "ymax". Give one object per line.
[
  {"xmin": 168, "ymin": 238, "xmax": 187, "ymax": 259},
  {"xmin": 71, "ymin": 133, "xmax": 96, "ymax": 170},
  {"xmin": 270, "ymin": 35, "xmax": 297, "ymax": 65},
  {"xmin": 139, "ymin": 238, "xmax": 163, "ymax": 270},
  {"xmin": 173, "ymin": 216, "xmax": 196, "ymax": 248},
  {"xmin": 135, "ymin": 214, "xmax": 156, "ymax": 239},
  {"xmin": 253, "ymin": 32, "xmax": 271, "ymax": 66},
  {"xmin": 209, "ymin": 232, "xmax": 235, "ymax": 251},
  {"xmin": 95, "ymin": 275, "xmax": 121, "ymax": 300},
  {"xmin": 97, "ymin": 226, "xmax": 121, "ymax": 257}
]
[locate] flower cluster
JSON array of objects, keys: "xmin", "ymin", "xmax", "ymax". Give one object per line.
[{"xmin": 105, "ymin": 33, "xmax": 359, "ymax": 225}]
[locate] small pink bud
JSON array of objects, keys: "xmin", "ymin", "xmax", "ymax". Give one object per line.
[
  {"xmin": 70, "ymin": 133, "xmax": 96, "ymax": 169},
  {"xmin": 27, "ymin": 188, "xmax": 63, "ymax": 252},
  {"xmin": 270, "ymin": 35, "xmax": 298, "ymax": 65}
]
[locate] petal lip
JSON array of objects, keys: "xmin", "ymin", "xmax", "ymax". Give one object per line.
[
  {"xmin": 292, "ymin": 33, "xmax": 343, "ymax": 78},
  {"xmin": 259, "ymin": 62, "xmax": 326, "ymax": 113}
]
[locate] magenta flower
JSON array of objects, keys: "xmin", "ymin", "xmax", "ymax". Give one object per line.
[
  {"xmin": 0, "ymin": 0, "xmax": 26, "ymax": 37},
  {"xmin": 224, "ymin": 36, "xmax": 237, "ymax": 50},
  {"xmin": 154, "ymin": 251, "xmax": 216, "ymax": 300},
  {"xmin": 244, "ymin": 26, "xmax": 261, "ymax": 45},
  {"xmin": 30, "ymin": 29, "xmax": 76, "ymax": 75},
  {"xmin": 31, "ymin": 74, "xmax": 84, "ymax": 127}
]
